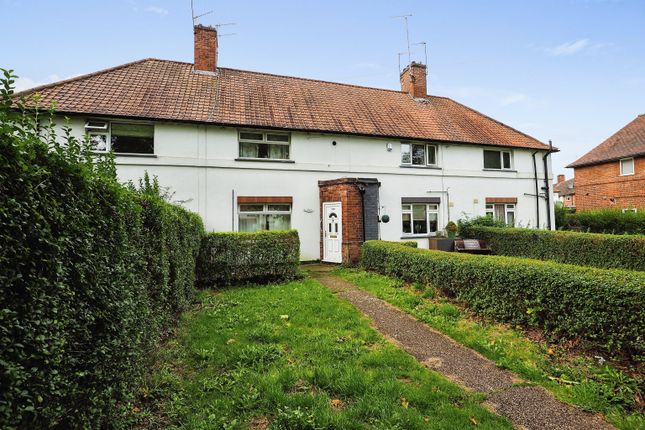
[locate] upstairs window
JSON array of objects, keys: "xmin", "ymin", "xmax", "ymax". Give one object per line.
[
  {"xmin": 85, "ymin": 121, "xmax": 154, "ymax": 154},
  {"xmin": 238, "ymin": 203, "xmax": 291, "ymax": 232},
  {"xmin": 620, "ymin": 158, "xmax": 634, "ymax": 176},
  {"xmin": 401, "ymin": 143, "xmax": 437, "ymax": 166},
  {"xmin": 483, "ymin": 149, "xmax": 512, "ymax": 170},
  {"xmin": 239, "ymin": 130, "xmax": 290, "ymax": 160}
]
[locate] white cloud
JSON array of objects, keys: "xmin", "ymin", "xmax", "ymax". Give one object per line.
[
  {"xmin": 440, "ymin": 85, "xmax": 531, "ymax": 108},
  {"xmin": 13, "ymin": 74, "xmax": 73, "ymax": 92},
  {"xmin": 500, "ymin": 92, "xmax": 529, "ymax": 107},
  {"xmin": 144, "ymin": 6, "xmax": 168, "ymax": 16},
  {"xmin": 546, "ymin": 39, "xmax": 590, "ymax": 56}
]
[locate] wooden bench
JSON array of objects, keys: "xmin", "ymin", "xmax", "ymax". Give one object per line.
[{"xmin": 453, "ymin": 239, "xmax": 492, "ymax": 254}]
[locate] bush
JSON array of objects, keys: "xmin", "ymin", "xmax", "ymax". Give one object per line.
[
  {"xmin": 0, "ymin": 70, "xmax": 204, "ymax": 428},
  {"xmin": 457, "ymin": 215, "xmax": 506, "ymax": 232},
  {"xmin": 361, "ymin": 241, "xmax": 645, "ymax": 357},
  {"xmin": 560, "ymin": 208, "xmax": 645, "ymax": 235},
  {"xmin": 197, "ymin": 230, "xmax": 300, "ymax": 287},
  {"xmin": 460, "ymin": 226, "xmax": 645, "ymax": 271},
  {"xmin": 554, "ymin": 202, "xmax": 575, "ymax": 229}
]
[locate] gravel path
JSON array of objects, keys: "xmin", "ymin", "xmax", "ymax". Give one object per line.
[{"xmin": 307, "ymin": 266, "xmax": 615, "ymax": 430}]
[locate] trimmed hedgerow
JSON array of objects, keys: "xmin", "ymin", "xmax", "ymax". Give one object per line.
[
  {"xmin": 460, "ymin": 225, "xmax": 645, "ymax": 271},
  {"xmin": 361, "ymin": 241, "xmax": 645, "ymax": 357},
  {"xmin": 197, "ymin": 230, "xmax": 300, "ymax": 287},
  {"xmin": 561, "ymin": 208, "xmax": 645, "ymax": 235},
  {"xmin": 0, "ymin": 70, "xmax": 204, "ymax": 428}
]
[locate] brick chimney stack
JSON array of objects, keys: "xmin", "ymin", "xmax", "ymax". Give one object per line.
[
  {"xmin": 194, "ymin": 25, "xmax": 218, "ymax": 73},
  {"xmin": 557, "ymin": 174, "xmax": 565, "ymax": 184},
  {"xmin": 400, "ymin": 62, "xmax": 427, "ymax": 98}
]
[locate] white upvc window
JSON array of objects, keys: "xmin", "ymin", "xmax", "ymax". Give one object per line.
[
  {"xmin": 620, "ymin": 158, "xmax": 634, "ymax": 176},
  {"xmin": 85, "ymin": 120, "xmax": 154, "ymax": 154},
  {"xmin": 622, "ymin": 208, "xmax": 638, "ymax": 213},
  {"xmin": 238, "ymin": 130, "xmax": 291, "ymax": 160},
  {"xmin": 401, "ymin": 204, "xmax": 439, "ymax": 236},
  {"xmin": 401, "ymin": 143, "xmax": 438, "ymax": 166},
  {"xmin": 483, "ymin": 149, "xmax": 513, "ymax": 170},
  {"xmin": 486, "ymin": 203, "xmax": 516, "ymax": 226},
  {"xmin": 238, "ymin": 203, "xmax": 291, "ymax": 232}
]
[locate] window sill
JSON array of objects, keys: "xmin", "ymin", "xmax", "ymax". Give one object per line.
[
  {"xmin": 235, "ymin": 158, "xmax": 295, "ymax": 163},
  {"xmin": 92, "ymin": 151, "xmax": 157, "ymax": 158},
  {"xmin": 399, "ymin": 164, "xmax": 442, "ymax": 170},
  {"xmin": 482, "ymin": 168, "xmax": 517, "ymax": 172},
  {"xmin": 115, "ymin": 153, "xmax": 157, "ymax": 158},
  {"xmin": 400, "ymin": 234, "xmax": 440, "ymax": 239}
]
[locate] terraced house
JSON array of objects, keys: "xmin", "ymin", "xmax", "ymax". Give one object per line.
[
  {"xmin": 568, "ymin": 114, "xmax": 645, "ymax": 211},
  {"xmin": 19, "ymin": 25, "xmax": 555, "ymax": 263}
]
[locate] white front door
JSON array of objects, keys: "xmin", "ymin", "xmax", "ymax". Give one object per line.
[{"xmin": 322, "ymin": 201, "xmax": 342, "ymax": 263}]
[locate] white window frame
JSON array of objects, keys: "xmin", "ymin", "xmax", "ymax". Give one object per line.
[
  {"xmin": 622, "ymin": 208, "xmax": 638, "ymax": 213},
  {"xmin": 619, "ymin": 158, "xmax": 634, "ymax": 176},
  {"xmin": 483, "ymin": 149, "xmax": 513, "ymax": 170},
  {"xmin": 401, "ymin": 142, "xmax": 438, "ymax": 167},
  {"xmin": 238, "ymin": 130, "xmax": 291, "ymax": 160},
  {"xmin": 401, "ymin": 203, "xmax": 440, "ymax": 236},
  {"xmin": 485, "ymin": 203, "xmax": 516, "ymax": 226},
  {"xmin": 85, "ymin": 120, "xmax": 154, "ymax": 154},
  {"xmin": 238, "ymin": 203, "xmax": 292, "ymax": 232}
]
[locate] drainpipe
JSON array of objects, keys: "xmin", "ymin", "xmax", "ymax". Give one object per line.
[
  {"xmin": 542, "ymin": 141, "xmax": 555, "ymax": 230},
  {"xmin": 358, "ymin": 184, "xmax": 366, "ymax": 242},
  {"xmin": 531, "ymin": 151, "xmax": 540, "ymax": 228}
]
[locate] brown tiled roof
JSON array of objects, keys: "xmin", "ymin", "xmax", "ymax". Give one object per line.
[
  {"xmin": 553, "ymin": 178, "xmax": 575, "ymax": 196},
  {"xmin": 15, "ymin": 58, "xmax": 549, "ymax": 150},
  {"xmin": 568, "ymin": 115, "xmax": 645, "ymax": 168}
]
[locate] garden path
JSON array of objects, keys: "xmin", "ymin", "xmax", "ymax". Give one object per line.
[{"xmin": 306, "ymin": 265, "xmax": 615, "ymax": 430}]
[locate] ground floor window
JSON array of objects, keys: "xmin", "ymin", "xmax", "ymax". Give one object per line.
[
  {"xmin": 402, "ymin": 204, "xmax": 439, "ymax": 235},
  {"xmin": 486, "ymin": 203, "xmax": 515, "ymax": 226},
  {"xmin": 239, "ymin": 203, "xmax": 291, "ymax": 232}
]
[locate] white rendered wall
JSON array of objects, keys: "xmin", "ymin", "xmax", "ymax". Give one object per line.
[{"xmin": 57, "ymin": 117, "xmax": 555, "ymax": 260}]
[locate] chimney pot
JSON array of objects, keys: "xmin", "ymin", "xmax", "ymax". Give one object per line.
[
  {"xmin": 400, "ymin": 62, "xmax": 427, "ymax": 98},
  {"xmin": 557, "ymin": 174, "xmax": 565, "ymax": 184},
  {"xmin": 194, "ymin": 24, "xmax": 218, "ymax": 73}
]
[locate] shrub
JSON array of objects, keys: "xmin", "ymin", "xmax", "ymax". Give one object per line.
[
  {"xmin": 460, "ymin": 226, "xmax": 645, "ymax": 271},
  {"xmin": 0, "ymin": 70, "xmax": 204, "ymax": 428},
  {"xmin": 554, "ymin": 202, "xmax": 575, "ymax": 229},
  {"xmin": 197, "ymin": 230, "xmax": 300, "ymax": 287},
  {"xmin": 560, "ymin": 208, "xmax": 645, "ymax": 235},
  {"xmin": 457, "ymin": 215, "xmax": 506, "ymax": 232},
  {"xmin": 361, "ymin": 241, "xmax": 645, "ymax": 357}
]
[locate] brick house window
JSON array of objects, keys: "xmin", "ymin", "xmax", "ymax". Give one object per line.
[
  {"xmin": 620, "ymin": 158, "xmax": 634, "ymax": 176},
  {"xmin": 483, "ymin": 149, "xmax": 512, "ymax": 170},
  {"xmin": 485, "ymin": 203, "xmax": 515, "ymax": 226},
  {"xmin": 401, "ymin": 143, "xmax": 437, "ymax": 166},
  {"xmin": 622, "ymin": 208, "xmax": 638, "ymax": 213},
  {"xmin": 238, "ymin": 203, "xmax": 291, "ymax": 232},
  {"xmin": 85, "ymin": 121, "xmax": 154, "ymax": 154},
  {"xmin": 239, "ymin": 130, "xmax": 290, "ymax": 160},
  {"xmin": 402, "ymin": 204, "xmax": 439, "ymax": 235}
]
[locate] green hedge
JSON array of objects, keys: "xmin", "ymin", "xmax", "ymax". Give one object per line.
[
  {"xmin": 361, "ymin": 241, "xmax": 645, "ymax": 357},
  {"xmin": 197, "ymin": 230, "xmax": 300, "ymax": 287},
  {"xmin": 460, "ymin": 225, "xmax": 645, "ymax": 271},
  {"xmin": 0, "ymin": 71, "xmax": 204, "ymax": 428},
  {"xmin": 560, "ymin": 208, "xmax": 645, "ymax": 235}
]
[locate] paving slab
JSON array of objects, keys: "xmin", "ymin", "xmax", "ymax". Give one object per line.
[{"xmin": 308, "ymin": 269, "xmax": 615, "ymax": 430}]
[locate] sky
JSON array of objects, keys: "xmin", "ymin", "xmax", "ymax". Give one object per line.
[{"xmin": 3, "ymin": 0, "xmax": 644, "ymax": 176}]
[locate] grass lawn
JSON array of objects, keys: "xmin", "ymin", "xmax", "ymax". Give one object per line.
[
  {"xmin": 333, "ymin": 268, "xmax": 644, "ymax": 430},
  {"xmin": 134, "ymin": 278, "xmax": 513, "ymax": 429}
]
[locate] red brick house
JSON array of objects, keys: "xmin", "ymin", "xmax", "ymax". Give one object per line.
[
  {"xmin": 553, "ymin": 175, "xmax": 575, "ymax": 208},
  {"xmin": 568, "ymin": 115, "xmax": 645, "ymax": 211}
]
